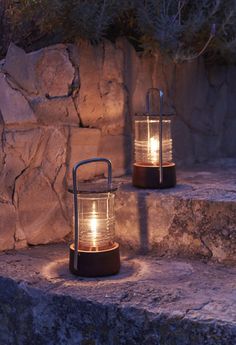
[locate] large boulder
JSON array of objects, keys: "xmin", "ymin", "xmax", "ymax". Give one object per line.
[
  {"xmin": 36, "ymin": 45, "xmax": 75, "ymax": 97},
  {"xmin": 4, "ymin": 43, "xmax": 76, "ymax": 98}
]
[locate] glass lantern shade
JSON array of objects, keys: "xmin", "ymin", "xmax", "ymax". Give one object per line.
[
  {"xmin": 132, "ymin": 88, "xmax": 176, "ymax": 189},
  {"xmin": 134, "ymin": 116, "xmax": 173, "ymax": 166},
  {"xmin": 69, "ymin": 158, "xmax": 120, "ymax": 277},
  {"xmin": 77, "ymin": 192, "xmax": 115, "ymax": 252}
]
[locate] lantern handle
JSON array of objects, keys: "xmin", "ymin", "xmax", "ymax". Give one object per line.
[
  {"xmin": 72, "ymin": 158, "xmax": 112, "ymax": 271},
  {"xmin": 146, "ymin": 88, "xmax": 164, "ymax": 115},
  {"xmin": 146, "ymin": 88, "xmax": 164, "ymax": 184}
]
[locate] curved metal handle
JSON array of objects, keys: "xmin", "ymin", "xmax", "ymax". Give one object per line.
[
  {"xmin": 146, "ymin": 87, "xmax": 164, "ymax": 115},
  {"xmin": 72, "ymin": 158, "xmax": 112, "ymax": 270},
  {"xmin": 146, "ymin": 88, "xmax": 164, "ymax": 184}
]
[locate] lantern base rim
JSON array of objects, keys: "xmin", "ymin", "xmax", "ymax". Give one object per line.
[
  {"xmin": 132, "ymin": 163, "xmax": 176, "ymax": 189},
  {"xmin": 69, "ymin": 242, "xmax": 120, "ymax": 277}
]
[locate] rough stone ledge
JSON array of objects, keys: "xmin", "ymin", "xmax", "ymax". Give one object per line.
[
  {"xmin": 113, "ymin": 160, "xmax": 236, "ymax": 263},
  {"xmin": 0, "ymin": 244, "xmax": 235, "ymax": 345}
]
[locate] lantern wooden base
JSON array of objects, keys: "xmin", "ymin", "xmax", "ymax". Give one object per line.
[
  {"xmin": 69, "ymin": 243, "xmax": 120, "ymax": 277},
  {"xmin": 132, "ymin": 163, "xmax": 176, "ymax": 189}
]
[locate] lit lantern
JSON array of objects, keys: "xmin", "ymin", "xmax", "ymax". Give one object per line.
[
  {"xmin": 132, "ymin": 88, "xmax": 176, "ymax": 189},
  {"xmin": 69, "ymin": 158, "xmax": 120, "ymax": 277}
]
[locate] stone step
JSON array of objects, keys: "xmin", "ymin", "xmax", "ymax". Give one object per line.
[
  {"xmin": 114, "ymin": 160, "xmax": 236, "ymax": 263},
  {"xmin": 0, "ymin": 244, "xmax": 235, "ymax": 345}
]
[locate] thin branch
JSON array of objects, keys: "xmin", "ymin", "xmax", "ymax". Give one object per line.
[
  {"xmin": 172, "ymin": 0, "xmax": 187, "ymax": 25},
  {"xmin": 182, "ymin": 23, "xmax": 216, "ymax": 61}
]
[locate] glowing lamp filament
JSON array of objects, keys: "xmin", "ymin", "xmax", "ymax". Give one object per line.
[
  {"xmin": 149, "ymin": 137, "xmax": 159, "ymax": 164},
  {"xmin": 90, "ymin": 203, "xmax": 97, "ymax": 248}
]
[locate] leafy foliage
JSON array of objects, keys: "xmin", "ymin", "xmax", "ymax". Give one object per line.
[{"xmin": 1, "ymin": 0, "xmax": 236, "ymax": 63}]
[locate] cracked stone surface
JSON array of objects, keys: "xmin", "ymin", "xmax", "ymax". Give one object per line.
[
  {"xmin": 0, "ymin": 72, "xmax": 36, "ymax": 125},
  {"xmin": 67, "ymin": 127, "xmax": 101, "ymax": 183},
  {"xmin": 113, "ymin": 160, "xmax": 236, "ymax": 263},
  {"xmin": 0, "ymin": 202, "xmax": 16, "ymax": 250},
  {"xmin": 77, "ymin": 40, "xmax": 128, "ymax": 135},
  {"xmin": 16, "ymin": 168, "xmax": 70, "ymax": 245},
  {"xmin": 30, "ymin": 96, "xmax": 79, "ymax": 125},
  {"xmin": 3, "ymin": 42, "xmax": 39, "ymax": 95},
  {"xmin": 0, "ymin": 128, "xmax": 42, "ymax": 201},
  {"xmin": 0, "ymin": 243, "xmax": 235, "ymax": 345}
]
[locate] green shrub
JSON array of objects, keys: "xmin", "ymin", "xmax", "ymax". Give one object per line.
[{"xmin": 1, "ymin": 0, "xmax": 236, "ymax": 63}]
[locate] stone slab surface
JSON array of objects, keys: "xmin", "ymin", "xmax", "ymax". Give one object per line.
[
  {"xmin": 113, "ymin": 160, "xmax": 236, "ymax": 263},
  {"xmin": 0, "ymin": 244, "xmax": 235, "ymax": 345}
]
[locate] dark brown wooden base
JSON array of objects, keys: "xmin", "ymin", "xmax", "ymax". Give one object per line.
[
  {"xmin": 69, "ymin": 243, "xmax": 120, "ymax": 277},
  {"xmin": 132, "ymin": 163, "xmax": 176, "ymax": 189}
]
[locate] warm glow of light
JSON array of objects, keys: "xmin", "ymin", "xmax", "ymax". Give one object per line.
[
  {"xmin": 90, "ymin": 203, "xmax": 97, "ymax": 248},
  {"xmin": 149, "ymin": 137, "xmax": 159, "ymax": 163}
]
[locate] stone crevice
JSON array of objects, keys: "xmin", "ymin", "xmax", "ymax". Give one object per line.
[
  {"xmin": 44, "ymin": 163, "xmax": 69, "ymax": 223},
  {"xmin": 184, "ymin": 300, "xmax": 212, "ymax": 316},
  {"xmin": 65, "ymin": 46, "xmax": 80, "ymax": 96},
  {"xmin": 71, "ymin": 96, "xmax": 80, "ymax": 122},
  {"xmin": 44, "ymin": 94, "xmax": 72, "ymax": 100},
  {"xmin": 0, "ymin": 198, "xmax": 10, "ymax": 205},
  {"xmin": 12, "ymin": 166, "xmax": 30, "ymax": 208},
  {"xmin": 50, "ymin": 165, "xmax": 69, "ymax": 223},
  {"xmin": 4, "ymin": 73, "xmax": 29, "ymax": 100},
  {"xmin": 4, "ymin": 73, "xmax": 37, "ymax": 117},
  {"xmin": 12, "ymin": 166, "xmax": 31, "ymax": 248},
  {"xmin": 1, "ymin": 119, "xmax": 6, "ymax": 168},
  {"xmin": 3, "ymin": 70, "xmax": 37, "ymax": 97},
  {"xmin": 199, "ymin": 235, "xmax": 214, "ymax": 260}
]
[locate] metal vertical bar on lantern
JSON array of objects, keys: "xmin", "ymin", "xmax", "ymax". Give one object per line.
[
  {"xmin": 69, "ymin": 158, "xmax": 120, "ymax": 277},
  {"xmin": 132, "ymin": 88, "xmax": 176, "ymax": 189}
]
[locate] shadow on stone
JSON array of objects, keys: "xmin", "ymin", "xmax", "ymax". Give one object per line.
[
  {"xmin": 137, "ymin": 192, "xmax": 149, "ymax": 253},
  {"xmin": 42, "ymin": 256, "xmax": 141, "ymax": 283}
]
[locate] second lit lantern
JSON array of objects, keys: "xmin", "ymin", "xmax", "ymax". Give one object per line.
[{"xmin": 132, "ymin": 88, "xmax": 176, "ymax": 189}]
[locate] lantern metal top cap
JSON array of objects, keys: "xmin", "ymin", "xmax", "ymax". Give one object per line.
[
  {"xmin": 69, "ymin": 157, "xmax": 116, "ymax": 195},
  {"xmin": 68, "ymin": 182, "xmax": 118, "ymax": 194},
  {"xmin": 135, "ymin": 87, "xmax": 174, "ymax": 117},
  {"xmin": 134, "ymin": 111, "xmax": 174, "ymax": 117}
]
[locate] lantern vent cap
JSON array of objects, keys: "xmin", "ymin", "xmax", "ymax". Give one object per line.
[
  {"xmin": 138, "ymin": 87, "xmax": 175, "ymax": 117},
  {"xmin": 134, "ymin": 111, "xmax": 175, "ymax": 117},
  {"xmin": 68, "ymin": 182, "xmax": 118, "ymax": 194}
]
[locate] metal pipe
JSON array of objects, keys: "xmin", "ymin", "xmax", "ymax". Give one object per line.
[
  {"xmin": 146, "ymin": 88, "xmax": 164, "ymax": 183},
  {"xmin": 159, "ymin": 90, "xmax": 164, "ymax": 184}
]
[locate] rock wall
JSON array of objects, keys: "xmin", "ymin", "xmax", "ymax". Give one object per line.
[{"xmin": 0, "ymin": 39, "xmax": 235, "ymax": 251}]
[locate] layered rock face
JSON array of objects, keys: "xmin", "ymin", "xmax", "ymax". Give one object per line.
[
  {"xmin": 0, "ymin": 244, "xmax": 235, "ymax": 345},
  {"xmin": 0, "ymin": 40, "xmax": 235, "ymax": 255}
]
